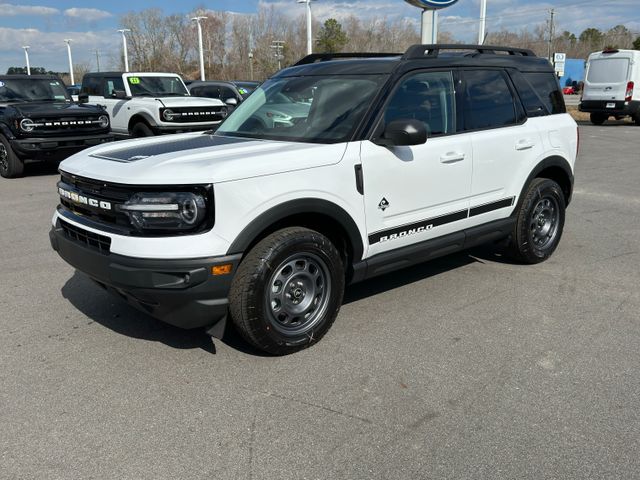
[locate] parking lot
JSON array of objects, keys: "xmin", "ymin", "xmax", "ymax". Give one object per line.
[{"xmin": 1, "ymin": 123, "xmax": 639, "ymax": 479}]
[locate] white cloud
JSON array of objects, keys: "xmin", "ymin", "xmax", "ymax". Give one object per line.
[
  {"xmin": 0, "ymin": 3, "xmax": 59, "ymax": 16},
  {"xmin": 64, "ymin": 8, "xmax": 113, "ymax": 21}
]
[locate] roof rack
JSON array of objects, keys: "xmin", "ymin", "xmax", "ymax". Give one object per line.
[
  {"xmin": 403, "ymin": 44, "xmax": 537, "ymax": 60},
  {"xmin": 294, "ymin": 52, "xmax": 402, "ymax": 66}
]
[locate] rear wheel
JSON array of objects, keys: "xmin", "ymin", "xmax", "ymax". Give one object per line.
[
  {"xmin": 590, "ymin": 113, "xmax": 607, "ymax": 125},
  {"xmin": 0, "ymin": 135, "xmax": 24, "ymax": 178},
  {"xmin": 634, "ymin": 113, "xmax": 640, "ymax": 126},
  {"xmin": 229, "ymin": 227, "xmax": 345, "ymax": 355},
  {"xmin": 507, "ymin": 178, "xmax": 566, "ymax": 264},
  {"xmin": 131, "ymin": 122, "xmax": 155, "ymax": 137}
]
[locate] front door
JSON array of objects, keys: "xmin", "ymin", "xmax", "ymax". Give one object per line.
[
  {"xmin": 96, "ymin": 76, "xmax": 129, "ymax": 134},
  {"xmin": 360, "ymin": 70, "xmax": 473, "ymax": 257}
]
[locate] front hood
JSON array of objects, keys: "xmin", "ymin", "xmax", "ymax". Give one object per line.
[
  {"xmin": 10, "ymin": 102, "xmax": 103, "ymax": 117},
  {"xmin": 60, "ymin": 133, "xmax": 347, "ymax": 185},
  {"xmin": 134, "ymin": 96, "xmax": 225, "ymax": 108}
]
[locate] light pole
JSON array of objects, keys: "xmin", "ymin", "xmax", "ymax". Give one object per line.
[
  {"xmin": 297, "ymin": 0, "xmax": 313, "ymax": 55},
  {"xmin": 192, "ymin": 16, "xmax": 207, "ymax": 82},
  {"xmin": 271, "ymin": 40, "xmax": 285, "ymax": 71},
  {"xmin": 117, "ymin": 29, "xmax": 131, "ymax": 72},
  {"xmin": 64, "ymin": 39, "xmax": 74, "ymax": 85},
  {"xmin": 22, "ymin": 46, "xmax": 31, "ymax": 75},
  {"xmin": 478, "ymin": 0, "xmax": 487, "ymax": 45},
  {"xmin": 248, "ymin": 51, "xmax": 254, "ymax": 81}
]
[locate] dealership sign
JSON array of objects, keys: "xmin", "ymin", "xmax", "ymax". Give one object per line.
[{"xmin": 404, "ymin": 0, "xmax": 459, "ymax": 9}]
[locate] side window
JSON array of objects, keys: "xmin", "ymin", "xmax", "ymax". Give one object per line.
[
  {"xmin": 383, "ymin": 71, "xmax": 456, "ymax": 136},
  {"xmin": 190, "ymin": 87, "xmax": 203, "ymax": 97},
  {"xmin": 82, "ymin": 76, "xmax": 102, "ymax": 96},
  {"xmin": 462, "ymin": 70, "xmax": 517, "ymax": 130},
  {"xmin": 219, "ymin": 86, "xmax": 236, "ymax": 101},
  {"xmin": 103, "ymin": 77, "xmax": 125, "ymax": 98},
  {"xmin": 509, "ymin": 70, "xmax": 547, "ymax": 117},
  {"xmin": 523, "ymin": 72, "xmax": 566, "ymax": 114}
]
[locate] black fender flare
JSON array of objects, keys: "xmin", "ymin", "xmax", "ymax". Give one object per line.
[
  {"xmin": 515, "ymin": 155, "xmax": 575, "ymax": 212},
  {"xmin": 226, "ymin": 198, "xmax": 364, "ymax": 261},
  {"xmin": 0, "ymin": 122, "xmax": 16, "ymax": 140}
]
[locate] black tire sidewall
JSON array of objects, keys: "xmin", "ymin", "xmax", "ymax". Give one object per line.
[
  {"xmin": 230, "ymin": 229, "xmax": 345, "ymax": 354},
  {"xmin": 131, "ymin": 122, "xmax": 154, "ymax": 137},
  {"xmin": 513, "ymin": 179, "xmax": 566, "ymax": 264},
  {"xmin": 0, "ymin": 134, "xmax": 24, "ymax": 178}
]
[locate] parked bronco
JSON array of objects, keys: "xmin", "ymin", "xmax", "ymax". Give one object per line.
[
  {"xmin": 80, "ymin": 72, "xmax": 228, "ymax": 137},
  {"xmin": 0, "ymin": 75, "xmax": 112, "ymax": 178},
  {"xmin": 50, "ymin": 45, "xmax": 578, "ymax": 355}
]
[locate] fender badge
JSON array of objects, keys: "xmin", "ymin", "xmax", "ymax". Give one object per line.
[{"xmin": 378, "ymin": 198, "xmax": 390, "ymax": 211}]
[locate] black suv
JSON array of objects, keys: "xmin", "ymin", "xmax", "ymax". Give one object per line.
[{"xmin": 0, "ymin": 75, "xmax": 113, "ymax": 178}]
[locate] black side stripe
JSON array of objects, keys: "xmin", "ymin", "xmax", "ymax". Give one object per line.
[
  {"xmin": 368, "ymin": 196, "xmax": 516, "ymax": 245},
  {"xmin": 469, "ymin": 197, "xmax": 515, "ymax": 217}
]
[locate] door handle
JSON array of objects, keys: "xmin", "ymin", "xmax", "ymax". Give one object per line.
[
  {"xmin": 440, "ymin": 152, "xmax": 466, "ymax": 164},
  {"xmin": 515, "ymin": 139, "xmax": 535, "ymax": 151}
]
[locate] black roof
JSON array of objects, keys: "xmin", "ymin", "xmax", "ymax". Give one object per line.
[
  {"xmin": 0, "ymin": 74, "xmax": 61, "ymax": 80},
  {"xmin": 83, "ymin": 72, "xmax": 125, "ymax": 77},
  {"xmin": 276, "ymin": 44, "xmax": 553, "ymax": 78}
]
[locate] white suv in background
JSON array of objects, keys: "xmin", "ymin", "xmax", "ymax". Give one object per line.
[
  {"xmin": 79, "ymin": 72, "xmax": 228, "ymax": 137},
  {"xmin": 51, "ymin": 45, "xmax": 578, "ymax": 355}
]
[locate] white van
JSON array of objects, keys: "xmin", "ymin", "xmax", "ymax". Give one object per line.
[{"xmin": 580, "ymin": 49, "xmax": 640, "ymax": 125}]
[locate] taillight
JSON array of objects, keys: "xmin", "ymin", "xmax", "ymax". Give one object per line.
[{"xmin": 626, "ymin": 81, "xmax": 634, "ymax": 102}]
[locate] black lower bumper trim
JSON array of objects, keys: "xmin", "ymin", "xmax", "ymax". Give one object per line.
[
  {"xmin": 579, "ymin": 100, "xmax": 640, "ymax": 116},
  {"xmin": 11, "ymin": 133, "xmax": 114, "ymax": 160},
  {"xmin": 50, "ymin": 223, "xmax": 241, "ymax": 330}
]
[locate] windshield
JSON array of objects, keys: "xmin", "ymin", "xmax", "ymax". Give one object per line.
[
  {"xmin": 0, "ymin": 78, "xmax": 70, "ymax": 102},
  {"xmin": 217, "ymin": 75, "xmax": 386, "ymax": 143},
  {"xmin": 127, "ymin": 76, "xmax": 189, "ymax": 97}
]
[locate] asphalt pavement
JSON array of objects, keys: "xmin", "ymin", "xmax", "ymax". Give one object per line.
[{"xmin": 1, "ymin": 123, "xmax": 639, "ymax": 479}]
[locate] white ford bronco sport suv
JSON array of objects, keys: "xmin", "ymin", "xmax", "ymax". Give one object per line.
[
  {"xmin": 79, "ymin": 72, "xmax": 228, "ymax": 137},
  {"xmin": 51, "ymin": 45, "xmax": 578, "ymax": 355}
]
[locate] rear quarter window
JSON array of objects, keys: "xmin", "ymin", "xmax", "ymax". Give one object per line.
[{"xmin": 523, "ymin": 73, "xmax": 566, "ymax": 115}]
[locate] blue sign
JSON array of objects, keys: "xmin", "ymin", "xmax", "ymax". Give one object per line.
[{"xmin": 404, "ymin": 0, "xmax": 459, "ymax": 9}]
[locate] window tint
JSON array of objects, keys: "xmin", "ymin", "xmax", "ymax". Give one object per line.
[
  {"xmin": 82, "ymin": 76, "xmax": 102, "ymax": 96},
  {"xmin": 463, "ymin": 70, "xmax": 517, "ymax": 130},
  {"xmin": 523, "ymin": 73, "xmax": 565, "ymax": 114},
  {"xmin": 219, "ymin": 86, "xmax": 236, "ymax": 100},
  {"xmin": 383, "ymin": 71, "xmax": 456, "ymax": 136},
  {"xmin": 509, "ymin": 70, "xmax": 547, "ymax": 117},
  {"xmin": 103, "ymin": 77, "xmax": 125, "ymax": 97}
]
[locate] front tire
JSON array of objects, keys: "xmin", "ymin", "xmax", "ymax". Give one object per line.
[
  {"xmin": 131, "ymin": 122, "xmax": 155, "ymax": 138},
  {"xmin": 590, "ymin": 113, "xmax": 607, "ymax": 125},
  {"xmin": 507, "ymin": 178, "xmax": 566, "ymax": 264},
  {"xmin": 0, "ymin": 135, "xmax": 24, "ymax": 178},
  {"xmin": 229, "ymin": 227, "xmax": 345, "ymax": 355}
]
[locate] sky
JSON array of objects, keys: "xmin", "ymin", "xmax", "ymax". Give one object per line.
[{"xmin": 1, "ymin": 0, "xmax": 639, "ymax": 74}]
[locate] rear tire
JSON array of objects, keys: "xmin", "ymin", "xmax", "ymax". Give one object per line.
[
  {"xmin": 634, "ymin": 113, "xmax": 640, "ymax": 126},
  {"xmin": 131, "ymin": 122, "xmax": 155, "ymax": 138},
  {"xmin": 0, "ymin": 135, "xmax": 24, "ymax": 178},
  {"xmin": 507, "ymin": 178, "xmax": 566, "ymax": 264},
  {"xmin": 229, "ymin": 227, "xmax": 345, "ymax": 355},
  {"xmin": 590, "ymin": 113, "xmax": 607, "ymax": 125}
]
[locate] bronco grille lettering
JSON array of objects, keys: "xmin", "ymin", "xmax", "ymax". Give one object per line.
[{"xmin": 58, "ymin": 187, "xmax": 112, "ymax": 211}]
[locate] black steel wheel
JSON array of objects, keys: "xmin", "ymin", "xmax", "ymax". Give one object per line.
[
  {"xmin": 507, "ymin": 178, "xmax": 566, "ymax": 264},
  {"xmin": 229, "ymin": 227, "xmax": 345, "ymax": 355}
]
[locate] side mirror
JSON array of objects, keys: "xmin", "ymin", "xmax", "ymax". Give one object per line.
[
  {"xmin": 78, "ymin": 93, "xmax": 89, "ymax": 104},
  {"xmin": 112, "ymin": 90, "xmax": 129, "ymax": 100},
  {"xmin": 225, "ymin": 98, "xmax": 238, "ymax": 106},
  {"xmin": 376, "ymin": 119, "xmax": 427, "ymax": 147}
]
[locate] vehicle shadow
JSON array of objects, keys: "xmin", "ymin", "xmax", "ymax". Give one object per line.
[
  {"xmin": 60, "ymin": 247, "xmax": 508, "ymax": 356},
  {"xmin": 23, "ymin": 161, "xmax": 61, "ymax": 177}
]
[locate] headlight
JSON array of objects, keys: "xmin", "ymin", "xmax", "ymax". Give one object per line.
[
  {"xmin": 220, "ymin": 107, "xmax": 228, "ymax": 118},
  {"xmin": 118, "ymin": 192, "xmax": 206, "ymax": 231},
  {"xmin": 162, "ymin": 109, "xmax": 176, "ymax": 121},
  {"xmin": 20, "ymin": 118, "xmax": 36, "ymax": 132},
  {"xmin": 98, "ymin": 115, "xmax": 110, "ymax": 128}
]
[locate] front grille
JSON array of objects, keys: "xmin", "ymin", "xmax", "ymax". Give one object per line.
[
  {"xmin": 60, "ymin": 219, "xmax": 111, "ymax": 254},
  {"xmin": 166, "ymin": 107, "xmax": 226, "ymax": 124},
  {"xmin": 24, "ymin": 116, "xmax": 106, "ymax": 136}
]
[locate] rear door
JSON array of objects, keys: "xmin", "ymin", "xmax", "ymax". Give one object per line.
[{"xmin": 584, "ymin": 54, "xmax": 632, "ymax": 102}]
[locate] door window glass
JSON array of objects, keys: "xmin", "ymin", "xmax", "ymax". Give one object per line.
[
  {"xmin": 103, "ymin": 77, "xmax": 125, "ymax": 97},
  {"xmin": 463, "ymin": 70, "xmax": 517, "ymax": 130},
  {"xmin": 383, "ymin": 71, "xmax": 456, "ymax": 136}
]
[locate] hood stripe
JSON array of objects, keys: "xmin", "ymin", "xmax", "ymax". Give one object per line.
[{"xmin": 91, "ymin": 134, "xmax": 252, "ymax": 163}]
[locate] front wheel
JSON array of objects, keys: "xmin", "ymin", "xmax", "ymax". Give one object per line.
[
  {"xmin": 131, "ymin": 122, "xmax": 155, "ymax": 137},
  {"xmin": 229, "ymin": 227, "xmax": 345, "ymax": 355},
  {"xmin": 507, "ymin": 178, "xmax": 566, "ymax": 264},
  {"xmin": 0, "ymin": 135, "xmax": 24, "ymax": 178}
]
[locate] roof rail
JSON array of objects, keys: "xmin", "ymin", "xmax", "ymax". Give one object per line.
[
  {"xmin": 403, "ymin": 44, "xmax": 537, "ymax": 60},
  {"xmin": 294, "ymin": 52, "xmax": 402, "ymax": 66}
]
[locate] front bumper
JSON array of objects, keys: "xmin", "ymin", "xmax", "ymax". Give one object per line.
[
  {"xmin": 49, "ymin": 221, "xmax": 241, "ymax": 332},
  {"xmin": 579, "ymin": 100, "xmax": 640, "ymax": 117},
  {"xmin": 11, "ymin": 133, "xmax": 114, "ymax": 160}
]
